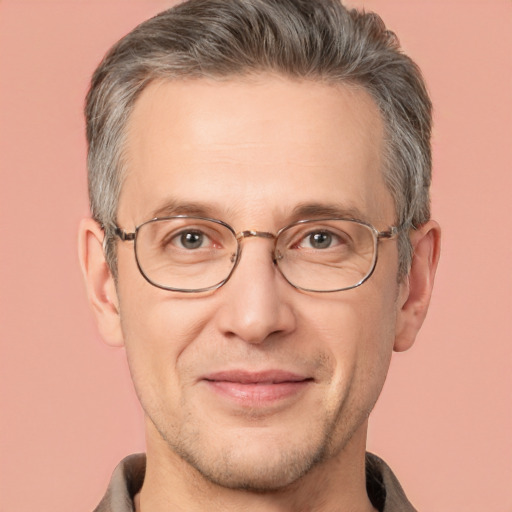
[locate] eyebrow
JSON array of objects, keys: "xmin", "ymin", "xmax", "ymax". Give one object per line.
[
  {"xmin": 148, "ymin": 198, "xmax": 229, "ymax": 220},
  {"xmin": 146, "ymin": 198, "xmax": 369, "ymax": 224},
  {"xmin": 290, "ymin": 202, "xmax": 368, "ymax": 223}
]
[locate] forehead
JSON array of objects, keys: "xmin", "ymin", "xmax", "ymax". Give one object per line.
[{"xmin": 119, "ymin": 76, "xmax": 393, "ymax": 228}]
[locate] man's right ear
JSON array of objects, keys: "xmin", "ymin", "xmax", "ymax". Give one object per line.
[{"xmin": 78, "ymin": 218, "xmax": 124, "ymax": 347}]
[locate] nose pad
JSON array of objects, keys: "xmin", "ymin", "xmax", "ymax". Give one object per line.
[{"xmin": 274, "ymin": 249, "xmax": 284, "ymax": 263}]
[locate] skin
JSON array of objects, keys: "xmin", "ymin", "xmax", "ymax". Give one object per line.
[{"xmin": 79, "ymin": 76, "xmax": 440, "ymax": 512}]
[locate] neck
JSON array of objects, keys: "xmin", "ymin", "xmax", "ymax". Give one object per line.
[{"xmin": 136, "ymin": 420, "xmax": 376, "ymax": 512}]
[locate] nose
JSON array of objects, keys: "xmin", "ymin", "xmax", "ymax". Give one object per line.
[{"xmin": 214, "ymin": 236, "xmax": 296, "ymax": 345}]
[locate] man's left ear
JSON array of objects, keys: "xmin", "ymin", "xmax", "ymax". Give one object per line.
[{"xmin": 394, "ymin": 220, "xmax": 441, "ymax": 352}]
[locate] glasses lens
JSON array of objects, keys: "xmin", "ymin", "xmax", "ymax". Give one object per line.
[
  {"xmin": 135, "ymin": 218, "xmax": 237, "ymax": 291},
  {"xmin": 276, "ymin": 219, "xmax": 377, "ymax": 291}
]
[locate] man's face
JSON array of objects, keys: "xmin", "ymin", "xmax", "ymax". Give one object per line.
[{"xmin": 114, "ymin": 76, "xmax": 404, "ymax": 490}]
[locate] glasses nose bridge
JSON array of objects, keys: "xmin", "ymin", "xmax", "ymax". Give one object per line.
[
  {"xmin": 234, "ymin": 230, "xmax": 280, "ymax": 266},
  {"xmin": 236, "ymin": 229, "xmax": 277, "ymax": 243}
]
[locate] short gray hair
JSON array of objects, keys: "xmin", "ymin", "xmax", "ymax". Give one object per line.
[{"xmin": 85, "ymin": 0, "xmax": 432, "ymax": 277}]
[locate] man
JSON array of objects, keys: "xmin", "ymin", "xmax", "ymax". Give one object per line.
[{"xmin": 79, "ymin": 0, "xmax": 440, "ymax": 510}]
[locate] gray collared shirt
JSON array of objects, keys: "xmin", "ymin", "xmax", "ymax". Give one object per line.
[{"xmin": 94, "ymin": 452, "xmax": 417, "ymax": 512}]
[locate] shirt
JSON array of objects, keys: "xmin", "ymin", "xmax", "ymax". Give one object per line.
[{"xmin": 94, "ymin": 452, "xmax": 417, "ymax": 512}]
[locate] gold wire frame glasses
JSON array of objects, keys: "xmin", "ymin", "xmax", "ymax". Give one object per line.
[{"xmin": 114, "ymin": 216, "xmax": 400, "ymax": 293}]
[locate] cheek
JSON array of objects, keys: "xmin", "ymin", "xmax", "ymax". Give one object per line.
[
  {"xmin": 117, "ymin": 276, "xmax": 215, "ymax": 408},
  {"xmin": 306, "ymin": 286, "xmax": 397, "ymax": 408}
]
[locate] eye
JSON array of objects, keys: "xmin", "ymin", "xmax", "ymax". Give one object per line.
[
  {"xmin": 173, "ymin": 230, "xmax": 210, "ymax": 250},
  {"xmin": 145, "ymin": 218, "xmax": 232, "ymax": 258},
  {"xmin": 306, "ymin": 231, "xmax": 333, "ymax": 249},
  {"xmin": 299, "ymin": 230, "xmax": 344, "ymax": 250}
]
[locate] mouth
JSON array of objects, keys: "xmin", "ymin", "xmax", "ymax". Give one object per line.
[{"xmin": 201, "ymin": 370, "xmax": 314, "ymax": 405}]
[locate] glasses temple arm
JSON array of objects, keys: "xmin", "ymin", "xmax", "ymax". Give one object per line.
[{"xmin": 114, "ymin": 226, "xmax": 135, "ymax": 241}]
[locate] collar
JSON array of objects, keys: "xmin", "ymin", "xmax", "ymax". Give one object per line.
[{"xmin": 94, "ymin": 452, "xmax": 417, "ymax": 512}]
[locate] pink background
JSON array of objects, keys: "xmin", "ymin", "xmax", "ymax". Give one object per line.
[{"xmin": 1, "ymin": 1, "xmax": 511, "ymax": 510}]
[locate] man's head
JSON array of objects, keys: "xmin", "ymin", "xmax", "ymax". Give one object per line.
[
  {"xmin": 85, "ymin": 0, "xmax": 432, "ymax": 278},
  {"xmin": 80, "ymin": 0, "xmax": 440, "ymax": 497}
]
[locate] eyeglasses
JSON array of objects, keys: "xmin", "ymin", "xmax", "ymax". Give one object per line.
[{"xmin": 114, "ymin": 216, "xmax": 400, "ymax": 293}]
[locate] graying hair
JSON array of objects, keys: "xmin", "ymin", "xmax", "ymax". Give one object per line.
[{"xmin": 85, "ymin": 0, "xmax": 432, "ymax": 277}]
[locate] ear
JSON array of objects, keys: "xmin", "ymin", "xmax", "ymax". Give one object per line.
[
  {"xmin": 78, "ymin": 218, "xmax": 124, "ymax": 347},
  {"xmin": 394, "ymin": 220, "xmax": 441, "ymax": 352}
]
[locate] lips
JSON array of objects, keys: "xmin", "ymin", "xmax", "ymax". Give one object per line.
[
  {"xmin": 204, "ymin": 369, "xmax": 309, "ymax": 384},
  {"xmin": 201, "ymin": 370, "xmax": 313, "ymax": 405}
]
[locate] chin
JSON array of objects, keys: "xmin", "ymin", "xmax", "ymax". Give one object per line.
[
  {"xmin": 164, "ymin": 419, "xmax": 337, "ymax": 492},
  {"xmin": 178, "ymin": 442, "xmax": 326, "ymax": 492}
]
